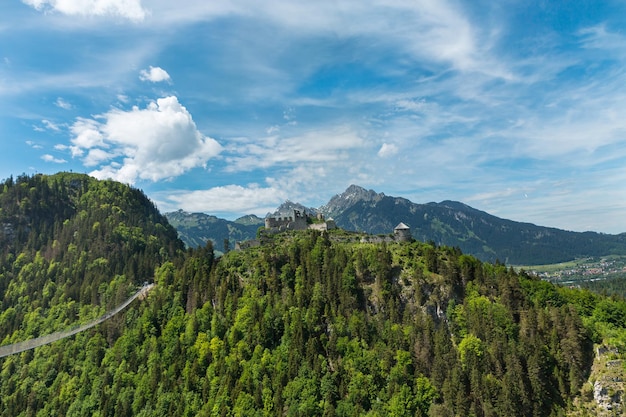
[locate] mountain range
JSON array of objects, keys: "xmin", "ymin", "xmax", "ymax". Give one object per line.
[
  {"xmin": 166, "ymin": 184, "xmax": 626, "ymax": 265},
  {"xmin": 164, "ymin": 210, "xmax": 264, "ymax": 252}
]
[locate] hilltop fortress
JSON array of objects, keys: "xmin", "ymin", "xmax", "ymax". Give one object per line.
[
  {"xmin": 264, "ymin": 209, "xmax": 337, "ymax": 233},
  {"xmin": 235, "ymin": 210, "xmax": 411, "ymax": 250}
]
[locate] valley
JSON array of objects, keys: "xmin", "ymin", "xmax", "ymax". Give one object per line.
[{"xmin": 521, "ymin": 256, "xmax": 626, "ymax": 285}]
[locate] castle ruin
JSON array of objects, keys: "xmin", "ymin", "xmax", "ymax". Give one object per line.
[
  {"xmin": 236, "ymin": 211, "xmax": 411, "ymax": 250},
  {"xmin": 394, "ymin": 222, "xmax": 412, "ymax": 242},
  {"xmin": 264, "ymin": 209, "xmax": 309, "ymax": 232},
  {"xmin": 359, "ymin": 222, "xmax": 413, "ymax": 244}
]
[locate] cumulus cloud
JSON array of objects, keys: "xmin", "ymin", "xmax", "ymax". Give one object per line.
[
  {"xmin": 164, "ymin": 184, "xmax": 286, "ymax": 214},
  {"xmin": 139, "ymin": 66, "xmax": 171, "ymax": 83},
  {"xmin": 67, "ymin": 96, "xmax": 222, "ymax": 183},
  {"xmin": 157, "ymin": 163, "xmax": 336, "ymax": 216},
  {"xmin": 377, "ymin": 143, "xmax": 398, "ymax": 158},
  {"xmin": 22, "ymin": 0, "xmax": 147, "ymax": 21},
  {"xmin": 83, "ymin": 148, "xmax": 115, "ymax": 167},
  {"xmin": 70, "ymin": 118, "xmax": 106, "ymax": 151},
  {"xmin": 41, "ymin": 154, "xmax": 67, "ymax": 163}
]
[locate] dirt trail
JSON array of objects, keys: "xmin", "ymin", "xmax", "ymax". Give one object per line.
[{"xmin": 0, "ymin": 284, "xmax": 154, "ymax": 359}]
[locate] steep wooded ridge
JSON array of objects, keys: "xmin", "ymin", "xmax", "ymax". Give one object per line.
[
  {"xmin": 168, "ymin": 184, "xmax": 626, "ymax": 265},
  {"xmin": 0, "ymin": 172, "xmax": 182, "ymax": 342},
  {"xmin": 1, "ymin": 172, "xmax": 625, "ymax": 416}
]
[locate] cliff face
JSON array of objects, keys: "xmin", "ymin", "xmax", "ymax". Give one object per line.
[
  {"xmin": 593, "ymin": 349, "xmax": 624, "ymax": 415},
  {"xmin": 571, "ymin": 346, "xmax": 625, "ymax": 416},
  {"xmin": 593, "ymin": 377, "xmax": 623, "ymax": 414}
]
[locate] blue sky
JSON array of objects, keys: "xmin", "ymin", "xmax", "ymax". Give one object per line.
[{"xmin": 2, "ymin": 0, "xmax": 626, "ymax": 233}]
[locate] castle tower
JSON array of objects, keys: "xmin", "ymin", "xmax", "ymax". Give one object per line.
[{"xmin": 394, "ymin": 222, "xmax": 412, "ymax": 242}]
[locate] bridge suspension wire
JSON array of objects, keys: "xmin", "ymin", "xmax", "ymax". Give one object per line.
[{"xmin": 0, "ymin": 284, "xmax": 154, "ymax": 359}]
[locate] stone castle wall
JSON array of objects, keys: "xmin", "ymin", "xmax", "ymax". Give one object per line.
[
  {"xmin": 264, "ymin": 210, "xmax": 308, "ymax": 233},
  {"xmin": 237, "ymin": 212, "xmax": 410, "ymax": 250}
]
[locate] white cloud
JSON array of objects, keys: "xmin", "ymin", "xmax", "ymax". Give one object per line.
[
  {"xmin": 465, "ymin": 187, "xmax": 522, "ymax": 204},
  {"xmin": 83, "ymin": 148, "xmax": 115, "ymax": 167},
  {"xmin": 0, "ymin": 43, "xmax": 159, "ymax": 99},
  {"xmin": 266, "ymin": 125, "xmax": 280, "ymax": 135},
  {"xmin": 22, "ymin": 0, "xmax": 147, "ymax": 21},
  {"xmin": 461, "ymin": 174, "xmax": 626, "ymax": 233},
  {"xmin": 68, "ymin": 96, "xmax": 222, "ymax": 183},
  {"xmin": 377, "ymin": 143, "xmax": 398, "ymax": 158},
  {"xmin": 42, "ymin": 119, "xmax": 61, "ymax": 131},
  {"xmin": 26, "ymin": 140, "xmax": 43, "ymax": 149},
  {"xmin": 33, "ymin": 120, "xmax": 62, "ymax": 132},
  {"xmin": 139, "ymin": 66, "xmax": 171, "ymax": 83},
  {"xmin": 41, "ymin": 154, "xmax": 67, "ymax": 163},
  {"xmin": 579, "ymin": 24, "xmax": 626, "ymax": 56},
  {"xmin": 225, "ymin": 127, "xmax": 365, "ymax": 172},
  {"xmin": 157, "ymin": 163, "xmax": 336, "ymax": 216},
  {"xmin": 55, "ymin": 97, "xmax": 72, "ymax": 109},
  {"xmin": 163, "ymin": 184, "xmax": 286, "ymax": 214},
  {"xmin": 97, "ymin": 1, "xmax": 501, "ymax": 78},
  {"xmin": 394, "ymin": 99, "xmax": 426, "ymax": 112},
  {"xmin": 70, "ymin": 118, "xmax": 106, "ymax": 149}
]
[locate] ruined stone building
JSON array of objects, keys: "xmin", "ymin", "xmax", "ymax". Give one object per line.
[
  {"xmin": 264, "ymin": 209, "xmax": 309, "ymax": 232},
  {"xmin": 394, "ymin": 222, "xmax": 412, "ymax": 242}
]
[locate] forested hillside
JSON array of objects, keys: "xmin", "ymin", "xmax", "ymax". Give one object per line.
[
  {"xmin": 1, "ymin": 173, "xmax": 625, "ymax": 416},
  {"xmin": 0, "ymin": 172, "xmax": 182, "ymax": 349}
]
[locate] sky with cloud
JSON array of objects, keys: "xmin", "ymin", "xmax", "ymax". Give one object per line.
[{"xmin": 2, "ymin": 0, "xmax": 626, "ymax": 233}]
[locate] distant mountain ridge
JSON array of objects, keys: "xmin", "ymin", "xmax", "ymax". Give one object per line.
[
  {"xmin": 320, "ymin": 184, "xmax": 385, "ymax": 215},
  {"xmin": 165, "ymin": 209, "xmax": 263, "ymax": 254},
  {"xmin": 166, "ymin": 185, "xmax": 626, "ymax": 264},
  {"xmin": 325, "ymin": 186, "xmax": 626, "ymax": 264},
  {"xmin": 270, "ymin": 200, "xmax": 318, "ymax": 218}
]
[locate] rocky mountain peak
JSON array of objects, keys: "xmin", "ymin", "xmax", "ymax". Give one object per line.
[
  {"xmin": 269, "ymin": 200, "xmax": 318, "ymax": 218},
  {"xmin": 320, "ymin": 185, "xmax": 385, "ymax": 217}
]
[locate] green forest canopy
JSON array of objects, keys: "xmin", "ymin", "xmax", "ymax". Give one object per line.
[{"xmin": 0, "ymin": 173, "xmax": 625, "ymax": 416}]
